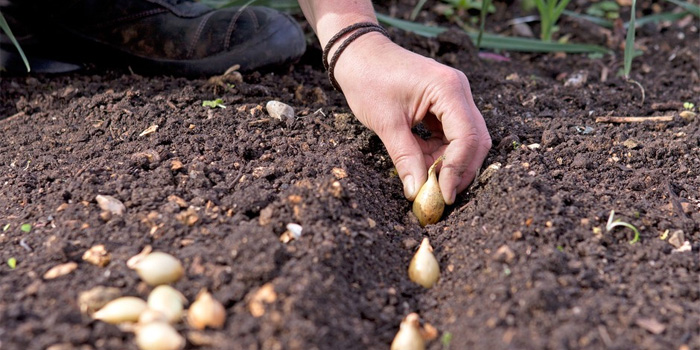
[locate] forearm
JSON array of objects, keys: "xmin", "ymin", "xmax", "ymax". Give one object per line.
[{"xmin": 297, "ymin": 0, "xmax": 378, "ymax": 48}]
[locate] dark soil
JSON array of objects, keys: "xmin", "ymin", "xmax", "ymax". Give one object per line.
[{"xmin": 1, "ymin": 1, "xmax": 698, "ymax": 350}]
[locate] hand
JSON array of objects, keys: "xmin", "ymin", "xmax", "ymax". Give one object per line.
[{"xmin": 333, "ymin": 33, "xmax": 491, "ymax": 204}]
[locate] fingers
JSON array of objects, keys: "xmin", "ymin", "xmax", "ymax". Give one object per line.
[
  {"xmin": 378, "ymin": 126, "xmax": 428, "ymax": 201},
  {"xmin": 432, "ymin": 74, "xmax": 491, "ymax": 205}
]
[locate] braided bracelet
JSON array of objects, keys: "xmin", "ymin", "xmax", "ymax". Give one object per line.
[{"xmin": 322, "ymin": 22, "xmax": 389, "ymax": 92}]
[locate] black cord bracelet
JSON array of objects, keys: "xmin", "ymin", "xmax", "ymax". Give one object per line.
[{"xmin": 322, "ymin": 22, "xmax": 389, "ymax": 92}]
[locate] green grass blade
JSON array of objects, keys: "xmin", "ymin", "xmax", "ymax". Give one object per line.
[
  {"xmin": 634, "ymin": 11, "xmax": 689, "ymax": 27},
  {"xmin": 476, "ymin": 0, "xmax": 492, "ymax": 50},
  {"xmin": 548, "ymin": 0, "xmax": 557, "ymax": 16},
  {"xmin": 623, "ymin": 0, "xmax": 637, "ymax": 78},
  {"xmin": 665, "ymin": 0, "xmax": 700, "ymax": 18},
  {"xmin": 410, "ymin": 0, "xmax": 429, "ymax": 21},
  {"xmin": 533, "ymin": 0, "xmax": 551, "ymax": 40},
  {"xmin": 376, "ymin": 13, "xmax": 609, "ymax": 53},
  {"xmin": 552, "ymin": 0, "xmax": 572, "ymax": 21},
  {"xmin": 377, "ymin": 13, "xmax": 446, "ymax": 37},
  {"xmin": 0, "ymin": 12, "xmax": 30, "ymax": 72},
  {"xmin": 562, "ymin": 9, "xmax": 614, "ymax": 27},
  {"xmin": 564, "ymin": 9, "xmax": 690, "ymax": 29}
]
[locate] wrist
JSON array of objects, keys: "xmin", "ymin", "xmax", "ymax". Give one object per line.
[
  {"xmin": 331, "ymin": 33, "xmax": 395, "ymax": 91},
  {"xmin": 317, "ymin": 14, "xmax": 378, "ymax": 48}
]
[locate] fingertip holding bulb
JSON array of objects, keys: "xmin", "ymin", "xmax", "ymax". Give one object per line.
[
  {"xmin": 445, "ymin": 188, "xmax": 456, "ymax": 206},
  {"xmin": 403, "ymin": 174, "xmax": 416, "ymax": 200}
]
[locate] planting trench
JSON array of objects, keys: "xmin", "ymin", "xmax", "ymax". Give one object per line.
[{"xmin": 1, "ymin": 1, "xmax": 699, "ymax": 349}]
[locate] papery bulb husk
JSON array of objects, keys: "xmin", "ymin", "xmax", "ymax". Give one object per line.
[
  {"xmin": 412, "ymin": 156, "xmax": 445, "ymax": 227},
  {"xmin": 147, "ymin": 285, "xmax": 186, "ymax": 323},
  {"xmin": 391, "ymin": 313, "xmax": 425, "ymax": 350},
  {"xmin": 135, "ymin": 322, "xmax": 185, "ymax": 350},
  {"xmin": 130, "ymin": 251, "xmax": 184, "ymax": 286},
  {"xmin": 92, "ymin": 296, "xmax": 147, "ymax": 324},
  {"xmin": 408, "ymin": 238, "xmax": 440, "ymax": 288},
  {"xmin": 187, "ymin": 289, "xmax": 226, "ymax": 330}
]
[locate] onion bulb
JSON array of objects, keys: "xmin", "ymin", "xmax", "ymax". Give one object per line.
[
  {"xmin": 187, "ymin": 289, "xmax": 226, "ymax": 330},
  {"xmin": 92, "ymin": 296, "xmax": 147, "ymax": 324},
  {"xmin": 135, "ymin": 322, "xmax": 185, "ymax": 350},
  {"xmin": 147, "ymin": 285, "xmax": 186, "ymax": 323},
  {"xmin": 408, "ymin": 238, "xmax": 440, "ymax": 288},
  {"xmin": 412, "ymin": 156, "xmax": 445, "ymax": 227},
  {"xmin": 391, "ymin": 313, "xmax": 425, "ymax": 350},
  {"xmin": 128, "ymin": 250, "xmax": 184, "ymax": 286}
]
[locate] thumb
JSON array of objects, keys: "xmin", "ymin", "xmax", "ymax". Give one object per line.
[{"xmin": 378, "ymin": 128, "xmax": 427, "ymax": 201}]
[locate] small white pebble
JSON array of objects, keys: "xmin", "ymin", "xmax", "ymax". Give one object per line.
[
  {"xmin": 266, "ymin": 101, "xmax": 294, "ymax": 122},
  {"xmin": 286, "ymin": 223, "xmax": 303, "ymax": 239}
]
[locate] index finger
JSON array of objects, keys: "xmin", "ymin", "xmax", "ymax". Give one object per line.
[{"xmin": 432, "ymin": 84, "xmax": 491, "ymax": 205}]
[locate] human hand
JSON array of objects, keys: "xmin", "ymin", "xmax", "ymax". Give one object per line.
[{"xmin": 333, "ymin": 33, "xmax": 491, "ymax": 204}]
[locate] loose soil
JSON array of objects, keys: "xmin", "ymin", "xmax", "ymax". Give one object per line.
[{"xmin": 1, "ymin": 1, "xmax": 698, "ymax": 349}]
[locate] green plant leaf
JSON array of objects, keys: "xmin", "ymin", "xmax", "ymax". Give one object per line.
[
  {"xmin": 564, "ymin": 9, "xmax": 689, "ymax": 29},
  {"xmin": 634, "ymin": 11, "xmax": 690, "ymax": 27},
  {"xmin": 20, "ymin": 223, "xmax": 31, "ymax": 233},
  {"xmin": 564, "ymin": 9, "xmax": 614, "ymax": 27},
  {"xmin": 0, "ymin": 12, "xmax": 31, "ymax": 72},
  {"xmin": 376, "ymin": 13, "xmax": 609, "ymax": 53},
  {"xmin": 666, "ymin": 0, "xmax": 700, "ymax": 18},
  {"xmin": 441, "ymin": 331, "xmax": 453, "ymax": 349},
  {"xmin": 606, "ymin": 210, "xmax": 641, "ymax": 244},
  {"xmin": 411, "ymin": 0, "xmax": 429, "ymax": 21},
  {"xmin": 552, "ymin": 0, "xmax": 572, "ymax": 22},
  {"xmin": 202, "ymin": 99, "xmax": 226, "ymax": 109},
  {"xmin": 476, "ymin": 0, "xmax": 492, "ymax": 50},
  {"xmin": 623, "ymin": 0, "xmax": 637, "ymax": 78},
  {"xmin": 7, "ymin": 257, "xmax": 17, "ymax": 269}
]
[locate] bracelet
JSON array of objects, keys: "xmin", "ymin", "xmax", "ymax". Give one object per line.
[{"xmin": 322, "ymin": 22, "xmax": 389, "ymax": 92}]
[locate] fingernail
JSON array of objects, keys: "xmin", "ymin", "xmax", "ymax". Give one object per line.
[
  {"xmin": 404, "ymin": 175, "xmax": 416, "ymax": 200},
  {"xmin": 446, "ymin": 189, "xmax": 456, "ymax": 205}
]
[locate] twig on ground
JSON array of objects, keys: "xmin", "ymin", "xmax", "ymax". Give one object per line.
[
  {"xmin": 595, "ymin": 115, "xmax": 673, "ymax": 123},
  {"xmin": 0, "ymin": 111, "xmax": 26, "ymax": 124},
  {"xmin": 248, "ymin": 118, "xmax": 272, "ymax": 126}
]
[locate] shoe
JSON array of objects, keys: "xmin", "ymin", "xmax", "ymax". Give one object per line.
[{"xmin": 1, "ymin": 0, "xmax": 306, "ymax": 76}]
